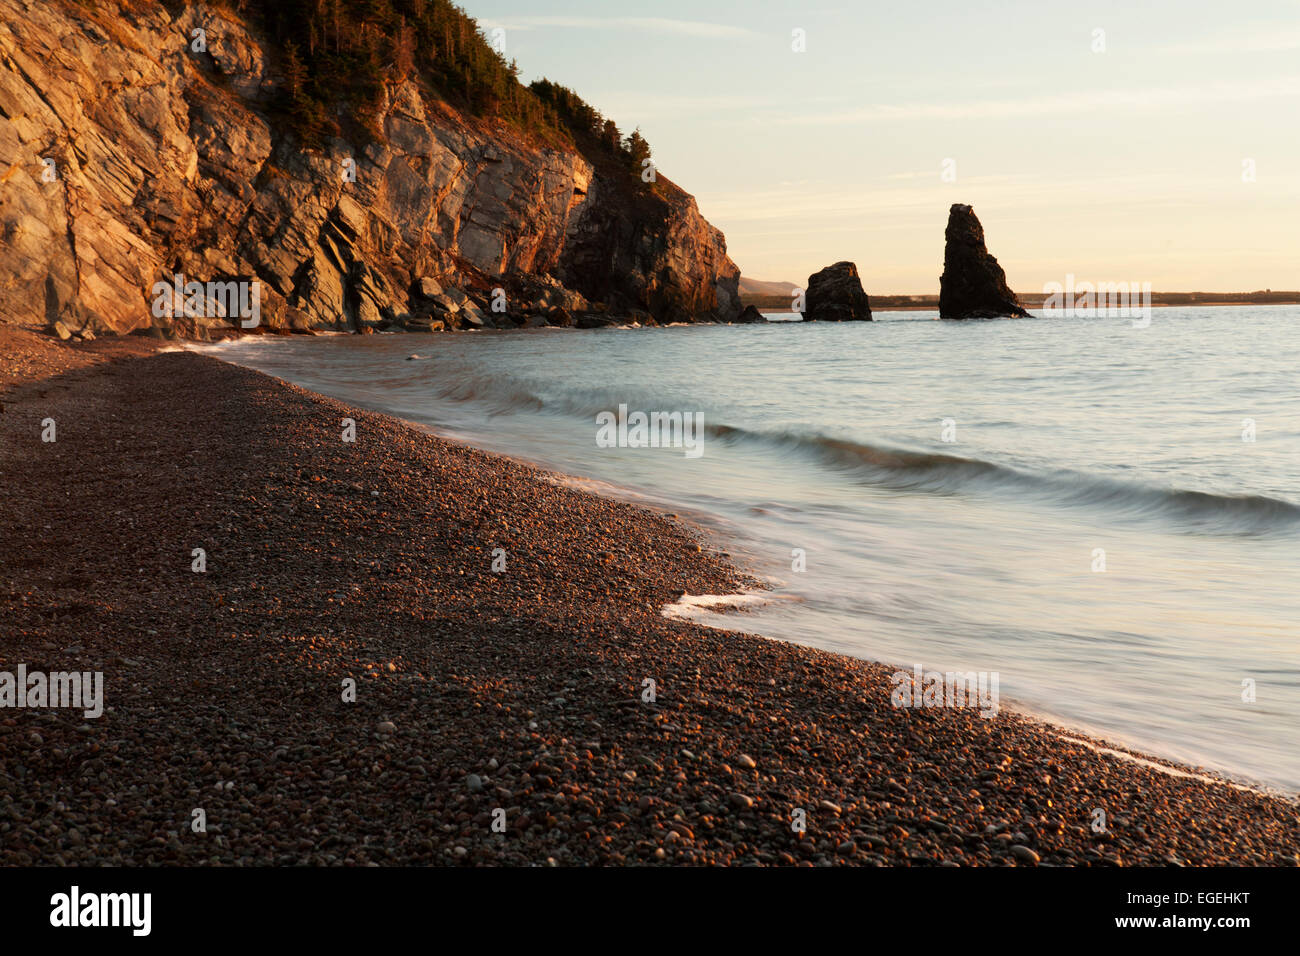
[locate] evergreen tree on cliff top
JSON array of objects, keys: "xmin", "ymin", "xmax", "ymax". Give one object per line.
[{"xmin": 228, "ymin": 0, "xmax": 651, "ymax": 170}]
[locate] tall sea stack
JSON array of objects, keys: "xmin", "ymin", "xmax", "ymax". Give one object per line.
[{"xmin": 938, "ymin": 204, "xmax": 1029, "ymax": 318}]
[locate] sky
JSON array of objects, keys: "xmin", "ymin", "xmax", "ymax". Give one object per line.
[{"xmin": 475, "ymin": 0, "xmax": 1300, "ymax": 293}]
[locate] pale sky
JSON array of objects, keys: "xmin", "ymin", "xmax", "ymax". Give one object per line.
[{"xmin": 477, "ymin": 0, "xmax": 1300, "ymax": 293}]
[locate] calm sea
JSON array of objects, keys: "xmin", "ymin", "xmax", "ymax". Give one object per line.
[{"xmin": 198, "ymin": 305, "xmax": 1300, "ymax": 792}]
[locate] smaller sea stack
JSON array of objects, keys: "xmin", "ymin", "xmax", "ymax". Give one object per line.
[{"xmin": 804, "ymin": 261, "xmax": 873, "ymax": 321}]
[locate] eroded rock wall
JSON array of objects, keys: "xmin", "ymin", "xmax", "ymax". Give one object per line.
[{"xmin": 0, "ymin": 0, "xmax": 740, "ymax": 335}]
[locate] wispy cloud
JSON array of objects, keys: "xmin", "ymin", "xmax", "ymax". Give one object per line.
[
  {"xmin": 1153, "ymin": 28, "xmax": 1300, "ymax": 55},
  {"xmin": 583, "ymin": 91, "xmax": 847, "ymax": 120},
  {"xmin": 583, "ymin": 78, "xmax": 1300, "ymax": 126},
  {"xmin": 478, "ymin": 16, "xmax": 756, "ymax": 39},
  {"xmin": 594, "ymin": 93, "xmax": 791, "ymax": 116},
  {"xmin": 768, "ymin": 77, "xmax": 1300, "ymax": 126},
  {"xmin": 698, "ymin": 171, "xmax": 1295, "ymax": 226}
]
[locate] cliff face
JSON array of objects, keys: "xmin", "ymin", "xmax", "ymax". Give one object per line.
[
  {"xmin": 0, "ymin": 0, "xmax": 740, "ymax": 336},
  {"xmin": 560, "ymin": 177, "xmax": 741, "ymax": 323}
]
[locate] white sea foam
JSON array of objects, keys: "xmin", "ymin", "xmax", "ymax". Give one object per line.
[
  {"xmin": 660, "ymin": 590, "xmax": 772, "ymax": 622},
  {"xmin": 1053, "ymin": 734, "xmax": 1271, "ymax": 796}
]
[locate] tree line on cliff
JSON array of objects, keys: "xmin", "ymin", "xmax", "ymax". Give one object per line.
[{"xmin": 185, "ymin": 0, "xmax": 652, "ymax": 172}]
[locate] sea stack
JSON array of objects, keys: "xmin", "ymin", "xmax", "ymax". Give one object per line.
[
  {"xmin": 938, "ymin": 204, "xmax": 1029, "ymax": 318},
  {"xmin": 804, "ymin": 261, "xmax": 873, "ymax": 321}
]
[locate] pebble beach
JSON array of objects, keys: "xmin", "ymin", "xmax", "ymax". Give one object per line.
[{"xmin": 1, "ymin": 327, "xmax": 1297, "ymax": 866}]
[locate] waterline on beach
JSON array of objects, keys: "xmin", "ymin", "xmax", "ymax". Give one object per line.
[{"xmin": 193, "ymin": 306, "xmax": 1300, "ymax": 793}]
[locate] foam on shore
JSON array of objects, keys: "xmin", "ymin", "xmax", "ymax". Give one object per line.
[{"xmin": 660, "ymin": 590, "xmax": 774, "ymax": 622}]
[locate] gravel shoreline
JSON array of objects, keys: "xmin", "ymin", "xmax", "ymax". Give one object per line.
[{"xmin": 2, "ymin": 329, "xmax": 1297, "ymax": 866}]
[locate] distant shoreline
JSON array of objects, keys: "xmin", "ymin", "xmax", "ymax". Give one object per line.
[{"xmin": 743, "ymin": 292, "xmax": 1300, "ymax": 311}]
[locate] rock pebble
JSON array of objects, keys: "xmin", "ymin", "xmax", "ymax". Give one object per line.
[{"xmin": 1, "ymin": 334, "xmax": 1296, "ymax": 867}]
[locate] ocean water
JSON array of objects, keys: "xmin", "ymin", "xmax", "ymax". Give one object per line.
[{"xmin": 197, "ymin": 306, "xmax": 1300, "ymax": 793}]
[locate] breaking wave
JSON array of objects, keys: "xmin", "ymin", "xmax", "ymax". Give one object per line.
[{"xmin": 706, "ymin": 425, "xmax": 1300, "ymax": 536}]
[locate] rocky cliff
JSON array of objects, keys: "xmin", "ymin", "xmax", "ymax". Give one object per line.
[{"xmin": 0, "ymin": 0, "xmax": 741, "ymax": 337}]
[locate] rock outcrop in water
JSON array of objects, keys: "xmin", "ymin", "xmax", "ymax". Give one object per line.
[
  {"xmin": 0, "ymin": 0, "xmax": 740, "ymax": 337},
  {"xmin": 803, "ymin": 262, "xmax": 872, "ymax": 321},
  {"xmin": 938, "ymin": 204, "xmax": 1029, "ymax": 319}
]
